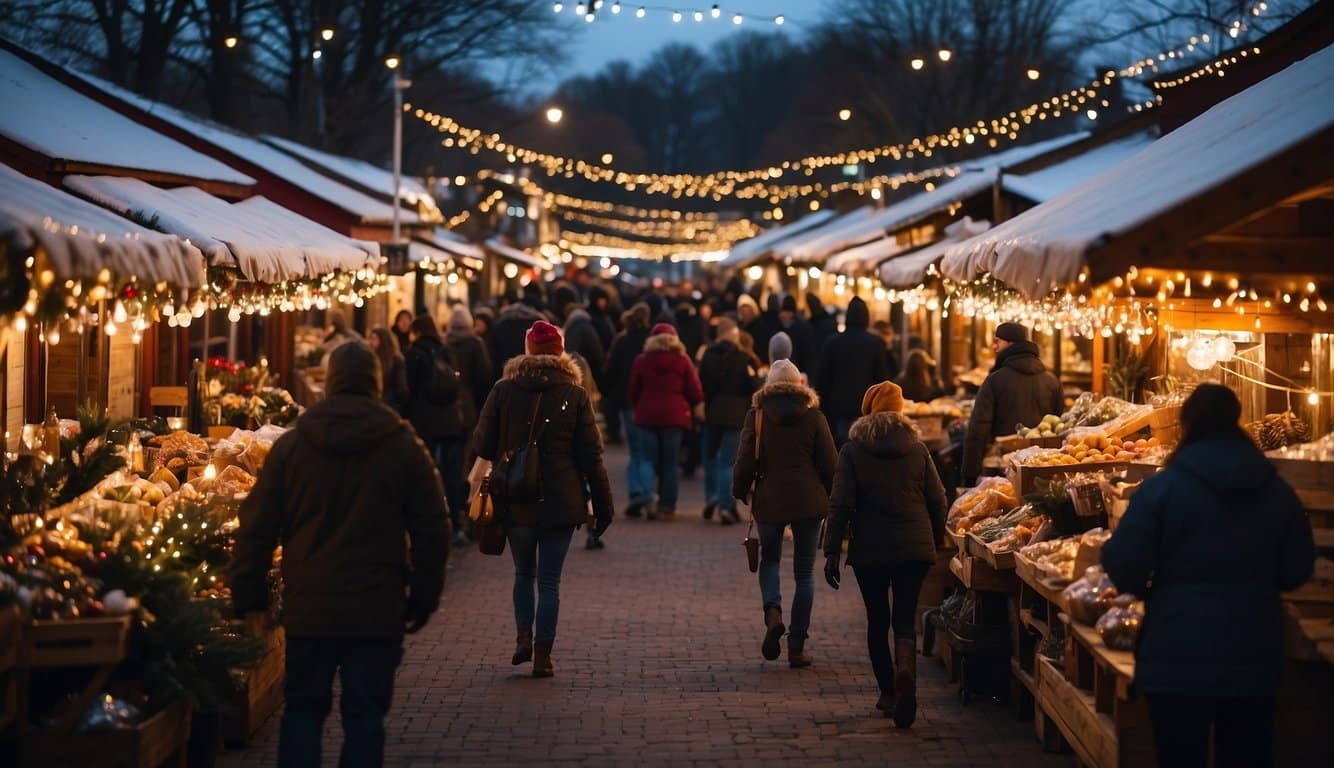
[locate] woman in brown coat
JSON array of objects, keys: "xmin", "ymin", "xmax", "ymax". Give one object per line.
[{"xmin": 732, "ymin": 360, "xmax": 838, "ymax": 667}]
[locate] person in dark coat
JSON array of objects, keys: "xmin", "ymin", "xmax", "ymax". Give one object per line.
[
  {"xmin": 391, "ymin": 309, "xmax": 414, "ymax": 352},
  {"xmin": 960, "ymin": 322, "xmax": 1063, "ymax": 485},
  {"xmin": 473, "ymin": 321, "xmax": 614, "ymax": 678},
  {"xmin": 232, "ymin": 341, "xmax": 448, "ymax": 768},
  {"xmin": 404, "ymin": 315, "xmax": 469, "ymax": 541},
  {"xmin": 1101, "ymin": 384, "xmax": 1313, "ymax": 768},
  {"xmin": 732, "ymin": 360, "xmax": 838, "ymax": 668},
  {"xmin": 872, "ymin": 320, "xmax": 902, "ymax": 381},
  {"xmin": 897, "ymin": 348, "xmax": 945, "ymax": 404},
  {"xmin": 445, "ymin": 305, "xmax": 494, "ymax": 534},
  {"xmin": 777, "ymin": 295, "xmax": 816, "ymax": 372},
  {"xmin": 674, "ymin": 301, "xmax": 706, "ymax": 360},
  {"xmin": 737, "ymin": 293, "xmax": 774, "ymax": 364},
  {"xmin": 628, "ymin": 323, "xmax": 703, "ymax": 519},
  {"xmin": 604, "ymin": 303, "xmax": 654, "ymax": 505},
  {"xmin": 368, "ymin": 327, "xmax": 409, "ymax": 415},
  {"xmin": 807, "ymin": 292, "xmax": 838, "ymax": 370},
  {"xmin": 824, "ymin": 380, "xmax": 946, "ymax": 727},
  {"xmin": 813, "ymin": 296, "xmax": 890, "ymax": 446},
  {"xmin": 562, "ymin": 307, "xmax": 606, "ymax": 388},
  {"xmin": 587, "ymin": 284, "xmax": 618, "ymax": 351},
  {"xmin": 696, "ymin": 318, "xmax": 758, "ymax": 525},
  {"xmin": 488, "ymin": 300, "xmax": 547, "ymax": 374}
]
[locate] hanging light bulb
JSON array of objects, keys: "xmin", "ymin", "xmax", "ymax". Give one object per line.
[
  {"xmin": 1212, "ymin": 335, "xmax": 1236, "ymax": 362},
  {"xmin": 774, "ymin": 15, "xmax": 784, "ymax": 25},
  {"xmin": 672, "ymin": 10, "xmax": 681, "ymax": 22},
  {"xmin": 636, "ymin": 6, "xmax": 646, "ymax": 17},
  {"xmin": 1186, "ymin": 336, "xmax": 1215, "ymax": 370},
  {"xmin": 732, "ymin": 12, "xmax": 742, "ymax": 25},
  {"xmin": 693, "ymin": 10, "xmax": 703, "ymax": 22},
  {"xmin": 910, "ymin": 57, "xmax": 925, "ymax": 71},
  {"xmin": 711, "ymin": 4, "xmax": 720, "ymax": 18}
]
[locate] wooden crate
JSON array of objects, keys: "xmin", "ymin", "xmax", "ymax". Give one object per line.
[
  {"xmin": 996, "ymin": 433, "xmax": 1064, "ymax": 453},
  {"xmin": 21, "ymin": 697, "xmax": 191, "ymax": 768},
  {"xmin": 949, "ymin": 553, "xmax": 1017, "ymax": 593},
  {"xmin": 25, "ymin": 616, "xmax": 131, "ymax": 668},
  {"xmin": 966, "ymin": 533, "xmax": 1017, "ymax": 570},
  {"xmin": 224, "ymin": 626, "xmax": 286, "ymax": 748},
  {"xmin": 1008, "ymin": 461, "xmax": 1133, "ymax": 496}
]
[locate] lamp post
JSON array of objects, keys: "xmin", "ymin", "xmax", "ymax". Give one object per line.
[{"xmin": 386, "ymin": 54, "xmax": 411, "ymax": 247}]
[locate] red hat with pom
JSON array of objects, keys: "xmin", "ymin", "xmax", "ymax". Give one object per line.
[
  {"xmin": 525, "ymin": 320, "xmax": 564, "ymax": 356},
  {"xmin": 651, "ymin": 322, "xmax": 677, "ymax": 337}
]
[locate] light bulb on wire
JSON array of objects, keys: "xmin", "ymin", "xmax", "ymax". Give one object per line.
[{"xmin": 711, "ymin": 4, "xmax": 720, "ymax": 18}]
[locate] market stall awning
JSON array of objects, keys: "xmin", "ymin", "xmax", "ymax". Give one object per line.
[
  {"xmin": 0, "ymin": 162, "xmax": 204, "ymax": 288},
  {"xmin": 879, "ymin": 217, "xmax": 991, "ymax": 289},
  {"xmin": 943, "ymin": 44, "xmax": 1334, "ymax": 298},
  {"xmin": 823, "ymin": 234, "xmax": 909, "ymax": 275},
  {"xmin": 721, "ymin": 210, "xmax": 836, "ymax": 268},
  {"xmin": 233, "ymin": 197, "xmax": 379, "ymax": 277},
  {"xmin": 0, "ymin": 47, "xmax": 253, "ymax": 190},
  {"xmin": 769, "ymin": 207, "xmax": 878, "ymax": 263},
  {"xmin": 484, "ymin": 237, "xmax": 551, "ymax": 271},
  {"xmin": 63, "ymin": 175, "xmax": 376, "ymax": 283},
  {"xmin": 1000, "ymin": 130, "xmax": 1158, "ymax": 203}
]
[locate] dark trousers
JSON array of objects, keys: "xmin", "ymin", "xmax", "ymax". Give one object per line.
[
  {"xmin": 1146, "ymin": 693, "xmax": 1275, "ymax": 768},
  {"xmin": 852, "ymin": 562, "xmax": 930, "ymax": 695},
  {"xmin": 279, "ymin": 636, "xmax": 404, "ymax": 768},
  {"xmin": 427, "ymin": 436, "xmax": 468, "ymax": 532},
  {"xmin": 603, "ymin": 401, "xmax": 623, "ymax": 443}
]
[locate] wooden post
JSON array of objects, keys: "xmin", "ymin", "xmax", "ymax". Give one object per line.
[{"xmin": 1092, "ymin": 336, "xmax": 1105, "ymax": 396}]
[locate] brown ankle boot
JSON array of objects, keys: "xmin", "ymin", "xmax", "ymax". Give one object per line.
[
  {"xmin": 788, "ymin": 637, "xmax": 812, "ymax": 668},
  {"xmin": 512, "ymin": 629, "xmax": 533, "ymax": 666},
  {"xmin": 533, "ymin": 643, "xmax": 554, "ymax": 678},
  {"xmin": 893, "ymin": 638, "xmax": 918, "ymax": 727},
  {"xmin": 761, "ymin": 605, "xmax": 785, "ymax": 661}
]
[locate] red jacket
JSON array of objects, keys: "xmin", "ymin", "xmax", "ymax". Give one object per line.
[{"xmin": 629, "ymin": 333, "xmax": 704, "ymax": 430}]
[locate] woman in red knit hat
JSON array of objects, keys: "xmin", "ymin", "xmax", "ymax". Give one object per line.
[{"xmin": 627, "ymin": 323, "xmax": 703, "ymax": 519}]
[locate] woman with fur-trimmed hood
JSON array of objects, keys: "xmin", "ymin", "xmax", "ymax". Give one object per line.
[
  {"xmin": 472, "ymin": 320, "xmax": 614, "ymax": 679},
  {"xmin": 823, "ymin": 380, "xmax": 947, "ymax": 728},
  {"xmin": 628, "ymin": 323, "xmax": 703, "ymax": 519},
  {"xmin": 731, "ymin": 360, "xmax": 837, "ymax": 669}
]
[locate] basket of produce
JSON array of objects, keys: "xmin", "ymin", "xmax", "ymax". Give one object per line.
[
  {"xmin": 947, "ymin": 477, "xmax": 1020, "ymax": 535},
  {"xmin": 1095, "ymin": 602, "xmax": 1144, "ymax": 651},
  {"xmin": 1061, "ymin": 565, "xmax": 1134, "ymax": 626}
]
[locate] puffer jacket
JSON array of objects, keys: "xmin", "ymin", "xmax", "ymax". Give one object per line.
[
  {"xmin": 698, "ymin": 339, "xmax": 758, "ymax": 429},
  {"xmin": 474, "ymin": 354, "xmax": 614, "ymax": 531},
  {"xmin": 961, "ymin": 340, "xmax": 1063, "ymax": 483},
  {"xmin": 732, "ymin": 381, "xmax": 838, "ymax": 525},
  {"xmin": 1102, "ymin": 434, "xmax": 1314, "ymax": 697},
  {"xmin": 824, "ymin": 411, "xmax": 947, "ymax": 566},
  {"xmin": 233, "ymin": 394, "xmax": 448, "ymax": 637},
  {"xmin": 629, "ymin": 333, "xmax": 703, "ymax": 430},
  {"xmin": 404, "ymin": 337, "xmax": 463, "ymax": 439},
  {"xmin": 813, "ymin": 297, "xmax": 890, "ymax": 421}
]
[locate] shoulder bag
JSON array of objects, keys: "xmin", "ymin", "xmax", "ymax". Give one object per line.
[{"xmin": 742, "ymin": 409, "xmax": 763, "ymax": 572}]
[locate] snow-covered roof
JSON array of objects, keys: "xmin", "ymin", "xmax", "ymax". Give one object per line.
[
  {"xmin": 769, "ymin": 207, "xmax": 879, "ymax": 263},
  {"xmin": 1001, "ymin": 130, "xmax": 1158, "ymax": 203},
  {"xmin": 943, "ymin": 44, "xmax": 1334, "ymax": 298},
  {"xmin": 879, "ymin": 217, "xmax": 991, "ymax": 289},
  {"xmin": 721, "ymin": 210, "xmax": 836, "ymax": 268},
  {"xmin": 423, "ymin": 227, "xmax": 484, "ymax": 263},
  {"xmin": 63, "ymin": 175, "xmax": 375, "ymax": 283},
  {"xmin": 234, "ymin": 197, "xmax": 379, "ymax": 277},
  {"xmin": 0, "ymin": 49, "xmax": 253, "ymax": 187},
  {"xmin": 68, "ymin": 70, "xmax": 419, "ymax": 227},
  {"xmin": 824, "ymin": 234, "xmax": 909, "ymax": 275},
  {"xmin": 0, "ymin": 162, "xmax": 203, "ymax": 288},
  {"xmin": 262, "ymin": 135, "xmax": 437, "ymax": 213},
  {"xmin": 484, "ymin": 237, "xmax": 551, "ymax": 271}
]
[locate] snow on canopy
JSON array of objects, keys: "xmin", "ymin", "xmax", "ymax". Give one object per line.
[
  {"xmin": 0, "ymin": 49, "xmax": 253, "ymax": 187},
  {"xmin": 68, "ymin": 70, "xmax": 420, "ymax": 227},
  {"xmin": 418, "ymin": 227, "xmax": 484, "ymax": 265},
  {"xmin": 879, "ymin": 217, "xmax": 991, "ymax": 289},
  {"xmin": 484, "ymin": 237, "xmax": 551, "ymax": 271},
  {"xmin": 64, "ymin": 175, "xmax": 375, "ymax": 283},
  {"xmin": 1000, "ymin": 130, "xmax": 1158, "ymax": 204},
  {"xmin": 769, "ymin": 207, "xmax": 879, "ymax": 263},
  {"xmin": 262, "ymin": 135, "xmax": 436, "ymax": 212},
  {"xmin": 0, "ymin": 163, "xmax": 203, "ymax": 289},
  {"xmin": 233, "ymin": 197, "xmax": 379, "ymax": 277},
  {"xmin": 721, "ymin": 209, "xmax": 836, "ymax": 268},
  {"xmin": 943, "ymin": 43, "xmax": 1334, "ymax": 298}
]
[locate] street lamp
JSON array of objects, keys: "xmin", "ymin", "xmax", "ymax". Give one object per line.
[
  {"xmin": 1026, "ymin": 67, "xmax": 1041, "ymax": 80},
  {"xmin": 320, "ymin": 27, "xmax": 335, "ymax": 41},
  {"xmin": 223, "ymin": 35, "xmax": 238, "ymax": 49},
  {"xmin": 545, "ymin": 106, "xmax": 564, "ymax": 124},
  {"xmin": 910, "ymin": 56, "xmax": 925, "ymax": 71},
  {"xmin": 837, "ymin": 108, "xmax": 852, "ymax": 121},
  {"xmin": 386, "ymin": 54, "xmax": 411, "ymax": 247}
]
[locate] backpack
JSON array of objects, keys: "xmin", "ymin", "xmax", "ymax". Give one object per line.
[
  {"xmin": 491, "ymin": 384, "xmax": 572, "ymax": 506},
  {"xmin": 423, "ymin": 344, "xmax": 461, "ymax": 405}
]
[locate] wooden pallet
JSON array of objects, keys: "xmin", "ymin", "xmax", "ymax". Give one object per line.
[
  {"xmin": 24, "ymin": 616, "xmax": 131, "ymax": 668},
  {"xmin": 224, "ymin": 626, "xmax": 286, "ymax": 748}
]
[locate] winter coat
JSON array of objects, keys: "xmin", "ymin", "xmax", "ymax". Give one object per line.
[
  {"xmin": 233, "ymin": 394, "xmax": 448, "ymax": 638},
  {"xmin": 675, "ymin": 304, "xmax": 706, "ymax": 360},
  {"xmin": 960, "ymin": 340, "xmax": 1063, "ymax": 483},
  {"xmin": 488, "ymin": 302, "xmax": 547, "ymax": 374},
  {"xmin": 563, "ymin": 309, "xmax": 606, "ymax": 386},
  {"xmin": 778, "ymin": 317, "xmax": 817, "ymax": 373},
  {"xmin": 698, "ymin": 339, "xmax": 758, "ymax": 429},
  {"xmin": 381, "ymin": 353, "xmax": 409, "ymax": 415},
  {"xmin": 474, "ymin": 354, "xmax": 614, "ymax": 531},
  {"xmin": 731, "ymin": 381, "xmax": 838, "ymax": 524},
  {"xmin": 1101, "ymin": 434, "xmax": 1314, "ymax": 697},
  {"xmin": 587, "ymin": 285, "xmax": 617, "ymax": 349},
  {"xmin": 629, "ymin": 333, "xmax": 704, "ymax": 430},
  {"xmin": 807, "ymin": 295, "xmax": 838, "ymax": 371},
  {"xmin": 446, "ymin": 332, "xmax": 493, "ymax": 433},
  {"xmin": 824, "ymin": 411, "xmax": 947, "ymax": 566},
  {"xmin": 404, "ymin": 337, "xmax": 464, "ymax": 439},
  {"xmin": 742, "ymin": 315, "xmax": 777, "ymax": 364},
  {"xmin": 812, "ymin": 298, "xmax": 890, "ymax": 421}
]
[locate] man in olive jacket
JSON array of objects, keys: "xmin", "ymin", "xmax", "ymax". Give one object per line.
[
  {"xmin": 961, "ymin": 322, "xmax": 1063, "ymax": 485},
  {"xmin": 232, "ymin": 341, "xmax": 449, "ymax": 768}
]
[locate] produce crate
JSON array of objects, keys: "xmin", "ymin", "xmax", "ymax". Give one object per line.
[
  {"xmin": 949, "ymin": 553, "xmax": 1016, "ymax": 593},
  {"xmin": 223, "ymin": 626, "xmax": 286, "ymax": 748},
  {"xmin": 24, "ymin": 616, "xmax": 131, "ymax": 668},
  {"xmin": 996, "ymin": 434, "xmax": 1064, "ymax": 453},
  {"xmin": 1007, "ymin": 461, "xmax": 1133, "ymax": 496},
  {"xmin": 20, "ymin": 697, "xmax": 192, "ymax": 768},
  {"xmin": 966, "ymin": 533, "xmax": 1017, "ymax": 570},
  {"xmin": 908, "ymin": 414, "xmax": 946, "ymax": 441}
]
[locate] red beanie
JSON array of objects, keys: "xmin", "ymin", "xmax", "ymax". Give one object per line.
[
  {"xmin": 525, "ymin": 320, "xmax": 564, "ymax": 356},
  {"xmin": 651, "ymin": 322, "xmax": 677, "ymax": 337}
]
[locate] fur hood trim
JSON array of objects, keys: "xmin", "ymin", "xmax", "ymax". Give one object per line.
[
  {"xmin": 502, "ymin": 353, "xmax": 582, "ymax": 386},
  {"xmin": 848, "ymin": 411, "xmax": 918, "ymax": 444},
  {"xmin": 752, "ymin": 380, "xmax": 819, "ymax": 409},
  {"xmin": 643, "ymin": 333, "xmax": 686, "ymax": 355}
]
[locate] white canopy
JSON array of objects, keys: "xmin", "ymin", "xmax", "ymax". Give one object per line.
[
  {"xmin": 0, "ymin": 163, "xmax": 203, "ymax": 288},
  {"xmin": 943, "ymin": 43, "xmax": 1334, "ymax": 297},
  {"xmin": 234, "ymin": 197, "xmax": 379, "ymax": 277},
  {"xmin": 824, "ymin": 234, "xmax": 909, "ymax": 275},
  {"xmin": 484, "ymin": 237, "xmax": 551, "ymax": 271},
  {"xmin": 1001, "ymin": 130, "xmax": 1158, "ymax": 203},
  {"xmin": 721, "ymin": 209, "xmax": 836, "ymax": 268},
  {"xmin": 879, "ymin": 217, "xmax": 991, "ymax": 289},
  {"xmin": 0, "ymin": 49, "xmax": 252, "ymax": 187}
]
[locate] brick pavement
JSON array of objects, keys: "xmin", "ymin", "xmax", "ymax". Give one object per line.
[{"xmin": 219, "ymin": 445, "xmax": 1067, "ymax": 767}]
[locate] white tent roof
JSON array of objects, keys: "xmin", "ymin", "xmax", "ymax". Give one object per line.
[
  {"xmin": 64, "ymin": 175, "xmax": 376, "ymax": 283},
  {"xmin": 1001, "ymin": 130, "xmax": 1158, "ymax": 203},
  {"xmin": 0, "ymin": 49, "xmax": 252, "ymax": 187},
  {"xmin": 484, "ymin": 237, "xmax": 551, "ymax": 271},
  {"xmin": 879, "ymin": 217, "xmax": 991, "ymax": 289},
  {"xmin": 233, "ymin": 197, "xmax": 379, "ymax": 277},
  {"xmin": 0, "ymin": 163, "xmax": 203, "ymax": 288},
  {"xmin": 943, "ymin": 44, "xmax": 1334, "ymax": 297},
  {"xmin": 262, "ymin": 135, "xmax": 436, "ymax": 211},
  {"xmin": 721, "ymin": 210, "xmax": 836, "ymax": 268},
  {"xmin": 824, "ymin": 234, "xmax": 909, "ymax": 274},
  {"xmin": 69, "ymin": 70, "xmax": 419, "ymax": 227},
  {"xmin": 769, "ymin": 207, "xmax": 879, "ymax": 263}
]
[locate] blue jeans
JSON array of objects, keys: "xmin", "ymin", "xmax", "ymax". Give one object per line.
[
  {"xmin": 642, "ymin": 426, "xmax": 684, "ymax": 507},
  {"xmin": 508, "ymin": 526, "xmax": 575, "ymax": 647},
  {"xmin": 279, "ymin": 636, "xmax": 403, "ymax": 768},
  {"xmin": 702, "ymin": 425, "xmax": 742, "ymax": 512},
  {"xmin": 621, "ymin": 409, "xmax": 654, "ymax": 503},
  {"xmin": 758, "ymin": 520, "xmax": 821, "ymax": 641}
]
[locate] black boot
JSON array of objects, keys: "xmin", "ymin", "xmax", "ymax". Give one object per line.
[{"xmin": 761, "ymin": 605, "xmax": 785, "ymax": 661}]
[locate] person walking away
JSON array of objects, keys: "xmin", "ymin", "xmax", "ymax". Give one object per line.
[
  {"xmin": 732, "ymin": 359, "xmax": 837, "ymax": 667},
  {"xmin": 824, "ymin": 381, "xmax": 946, "ymax": 726},
  {"xmin": 737, "ymin": 293, "xmax": 773, "ymax": 364},
  {"xmin": 697, "ymin": 318, "xmax": 758, "ymax": 524},
  {"xmin": 232, "ymin": 341, "xmax": 448, "ymax": 768},
  {"xmin": 872, "ymin": 320, "xmax": 901, "ymax": 381},
  {"xmin": 391, "ymin": 309, "xmax": 414, "ymax": 352},
  {"xmin": 488, "ymin": 296, "xmax": 547, "ymax": 374},
  {"xmin": 806, "ymin": 293, "xmax": 838, "ymax": 372},
  {"xmin": 628, "ymin": 323, "xmax": 703, "ymax": 519},
  {"xmin": 474, "ymin": 321, "xmax": 614, "ymax": 677},
  {"xmin": 368, "ymin": 327, "xmax": 409, "ymax": 414},
  {"xmin": 404, "ymin": 315, "xmax": 470, "ymax": 543},
  {"xmin": 778, "ymin": 295, "xmax": 816, "ymax": 372},
  {"xmin": 897, "ymin": 348, "xmax": 945, "ymax": 404},
  {"xmin": 1101, "ymin": 384, "xmax": 1313, "ymax": 768},
  {"xmin": 563, "ymin": 304, "xmax": 606, "ymax": 394},
  {"xmin": 768, "ymin": 331, "xmax": 793, "ymax": 367},
  {"xmin": 604, "ymin": 303, "xmax": 654, "ymax": 515},
  {"xmin": 675, "ymin": 301, "xmax": 706, "ymax": 361},
  {"xmin": 813, "ymin": 297, "xmax": 890, "ymax": 446},
  {"xmin": 960, "ymin": 322, "xmax": 1062, "ymax": 486},
  {"xmin": 587, "ymin": 284, "xmax": 618, "ymax": 351},
  {"xmin": 445, "ymin": 305, "xmax": 494, "ymax": 508}
]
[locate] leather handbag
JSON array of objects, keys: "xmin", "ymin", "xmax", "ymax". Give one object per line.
[
  {"xmin": 742, "ymin": 409, "xmax": 764, "ymax": 572},
  {"xmin": 468, "ymin": 474, "xmax": 495, "ymax": 524},
  {"xmin": 476, "ymin": 517, "xmax": 507, "ymax": 556}
]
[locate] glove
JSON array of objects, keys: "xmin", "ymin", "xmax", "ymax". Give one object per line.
[
  {"xmin": 403, "ymin": 593, "xmax": 433, "ymax": 634},
  {"xmin": 824, "ymin": 555, "xmax": 841, "ymax": 590}
]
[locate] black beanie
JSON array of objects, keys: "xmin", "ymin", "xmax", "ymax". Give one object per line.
[
  {"xmin": 326, "ymin": 340, "xmax": 382, "ymax": 398},
  {"xmin": 995, "ymin": 322, "xmax": 1030, "ymax": 343},
  {"xmin": 781, "ymin": 295, "xmax": 798, "ymax": 313}
]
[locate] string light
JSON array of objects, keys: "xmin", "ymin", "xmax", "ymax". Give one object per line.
[
  {"xmin": 1152, "ymin": 47, "xmax": 1261, "ymax": 89},
  {"xmin": 554, "ymin": 3, "xmax": 789, "ymax": 26}
]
